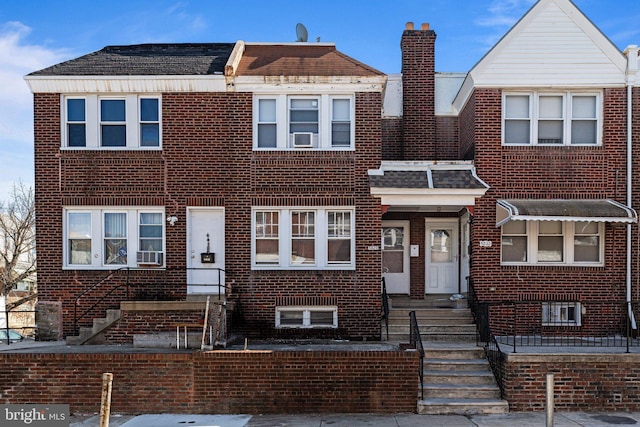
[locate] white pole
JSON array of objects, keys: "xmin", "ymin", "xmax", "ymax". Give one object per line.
[
  {"xmin": 546, "ymin": 374, "xmax": 554, "ymax": 427},
  {"xmin": 99, "ymin": 373, "xmax": 113, "ymax": 427}
]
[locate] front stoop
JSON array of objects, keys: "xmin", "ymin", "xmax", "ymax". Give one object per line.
[
  {"xmin": 384, "ymin": 295, "xmax": 508, "ymax": 415},
  {"xmin": 65, "ymin": 309, "xmax": 121, "ymax": 345}
]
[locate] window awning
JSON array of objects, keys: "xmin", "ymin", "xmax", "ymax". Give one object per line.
[{"xmin": 496, "ymin": 199, "xmax": 637, "ymax": 227}]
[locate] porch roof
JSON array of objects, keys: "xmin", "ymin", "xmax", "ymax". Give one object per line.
[
  {"xmin": 496, "ymin": 199, "xmax": 637, "ymax": 227},
  {"xmin": 368, "ymin": 162, "xmax": 489, "ymax": 208}
]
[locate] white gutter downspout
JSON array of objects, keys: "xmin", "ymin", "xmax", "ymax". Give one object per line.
[{"xmin": 625, "ymin": 45, "xmax": 638, "ymax": 329}]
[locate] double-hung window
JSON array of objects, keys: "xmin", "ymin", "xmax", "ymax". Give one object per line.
[
  {"xmin": 64, "ymin": 207, "xmax": 165, "ymax": 269},
  {"xmin": 252, "ymin": 207, "xmax": 355, "ymax": 269},
  {"xmin": 501, "ymin": 221, "xmax": 603, "ymax": 265},
  {"xmin": 62, "ymin": 95, "xmax": 161, "ymax": 149},
  {"xmin": 254, "ymin": 94, "xmax": 354, "ymax": 149},
  {"xmin": 503, "ymin": 91, "xmax": 600, "ymax": 145}
]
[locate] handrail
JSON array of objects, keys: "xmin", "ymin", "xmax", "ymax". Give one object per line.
[
  {"xmin": 381, "ymin": 277, "xmax": 389, "ymax": 340},
  {"xmin": 72, "ymin": 266, "xmax": 229, "ymax": 336},
  {"xmin": 409, "ymin": 310, "xmax": 425, "ymax": 401},
  {"xmin": 73, "ymin": 267, "xmax": 131, "ymax": 335}
]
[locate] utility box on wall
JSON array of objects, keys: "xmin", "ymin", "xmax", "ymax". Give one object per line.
[{"xmin": 200, "ymin": 252, "xmax": 215, "ymax": 263}]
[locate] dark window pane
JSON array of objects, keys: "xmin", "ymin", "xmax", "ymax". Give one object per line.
[
  {"xmin": 140, "ymin": 98, "xmax": 159, "ymax": 121},
  {"xmin": 67, "ymin": 99, "xmax": 85, "ymax": 121},
  {"xmin": 68, "ymin": 124, "xmax": 86, "ymax": 147},
  {"xmin": 141, "ymin": 123, "xmax": 159, "ymax": 146},
  {"xmin": 102, "ymin": 125, "xmax": 126, "ymax": 147},
  {"xmin": 332, "ymin": 122, "xmax": 350, "ymax": 146},
  {"xmin": 101, "ymin": 99, "xmax": 125, "ymax": 121}
]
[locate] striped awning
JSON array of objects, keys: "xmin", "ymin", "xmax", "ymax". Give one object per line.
[{"xmin": 496, "ymin": 199, "xmax": 637, "ymax": 227}]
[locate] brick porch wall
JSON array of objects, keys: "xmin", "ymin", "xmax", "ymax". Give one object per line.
[{"xmin": 0, "ymin": 351, "xmax": 419, "ymax": 414}]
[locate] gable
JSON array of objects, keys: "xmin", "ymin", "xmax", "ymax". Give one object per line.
[{"xmin": 469, "ymin": 0, "xmax": 626, "ymax": 88}]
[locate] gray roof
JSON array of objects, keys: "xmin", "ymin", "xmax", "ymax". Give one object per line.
[
  {"xmin": 28, "ymin": 43, "xmax": 235, "ymax": 76},
  {"xmin": 369, "ymin": 170, "xmax": 487, "ymax": 190}
]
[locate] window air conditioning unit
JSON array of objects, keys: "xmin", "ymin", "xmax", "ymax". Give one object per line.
[
  {"xmin": 136, "ymin": 251, "xmax": 164, "ymax": 266},
  {"xmin": 292, "ymin": 132, "xmax": 314, "ymax": 147}
]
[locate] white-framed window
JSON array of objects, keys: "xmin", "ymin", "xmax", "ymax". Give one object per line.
[
  {"xmin": 276, "ymin": 306, "xmax": 338, "ymax": 328},
  {"xmin": 501, "ymin": 221, "xmax": 603, "ymax": 265},
  {"xmin": 63, "ymin": 207, "xmax": 165, "ymax": 269},
  {"xmin": 252, "ymin": 207, "xmax": 355, "ymax": 269},
  {"xmin": 62, "ymin": 95, "xmax": 161, "ymax": 149},
  {"xmin": 542, "ymin": 302, "xmax": 582, "ymax": 326},
  {"xmin": 253, "ymin": 94, "xmax": 354, "ymax": 150},
  {"xmin": 503, "ymin": 91, "xmax": 600, "ymax": 146}
]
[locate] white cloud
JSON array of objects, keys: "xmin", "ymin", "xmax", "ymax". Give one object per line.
[
  {"xmin": 0, "ymin": 21, "xmax": 70, "ymax": 202},
  {"xmin": 473, "ymin": 0, "xmax": 536, "ymax": 48}
]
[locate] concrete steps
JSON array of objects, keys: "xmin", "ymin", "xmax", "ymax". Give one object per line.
[
  {"xmin": 66, "ymin": 309, "xmax": 121, "ymax": 345},
  {"xmin": 383, "ymin": 295, "xmax": 508, "ymax": 415}
]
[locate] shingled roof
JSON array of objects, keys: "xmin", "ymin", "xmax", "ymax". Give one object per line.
[
  {"xmin": 28, "ymin": 43, "xmax": 235, "ymax": 76},
  {"xmin": 235, "ymin": 44, "xmax": 384, "ymax": 77}
]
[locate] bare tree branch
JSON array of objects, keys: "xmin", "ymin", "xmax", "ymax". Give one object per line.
[{"xmin": 0, "ymin": 181, "xmax": 36, "ymax": 297}]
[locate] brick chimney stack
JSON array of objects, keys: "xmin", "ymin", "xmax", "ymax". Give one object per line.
[{"xmin": 401, "ymin": 22, "xmax": 436, "ymax": 160}]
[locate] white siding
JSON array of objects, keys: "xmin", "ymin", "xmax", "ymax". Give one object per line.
[{"xmin": 471, "ymin": 0, "xmax": 626, "ymax": 88}]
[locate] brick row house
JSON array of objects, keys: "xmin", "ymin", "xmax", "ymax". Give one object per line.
[{"xmin": 25, "ymin": 0, "xmax": 640, "ymax": 343}]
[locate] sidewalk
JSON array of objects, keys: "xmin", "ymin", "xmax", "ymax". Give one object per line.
[{"xmin": 70, "ymin": 411, "xmax": 640, "ymax": 426}]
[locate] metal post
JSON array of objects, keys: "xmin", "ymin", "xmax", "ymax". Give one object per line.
[
  {"xmin": 546, "ymin": 373, "xmax": 554, "ymax": 427},
  {"xmin": 99, "ymin": 373, "xmax": 113, "ymax": 427}
]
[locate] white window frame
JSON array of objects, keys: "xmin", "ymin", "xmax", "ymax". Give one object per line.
[
  {"xmin": 63, "ymin": 207, "xmax": 165, "ymax": 269},
  {"xmin": 501, "ymin": 221, "xmax": 604, "ymax": 266},
  {"xmin": 253, "ymin": 94, "xmax": 355, "ymax": 150},
  {"xmin": 542, "ymin": 302, "xmax": 582, "ymax": 327},
  {"xmin": 502, "ymin": 91, "xmax": 601, "ymax": 146},
  {"xmin": 251, "ymin": 207, "xmax": 355, "ymax": 270},
  {"xmin": 275, "ymin": 306, "xmax": 338, "ymax": 329},
  {"xmin": 61, "ymin": 94, "xmax": 162, "ymax": 149}
]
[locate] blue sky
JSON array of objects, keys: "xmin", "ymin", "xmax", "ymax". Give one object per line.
[{"xmin": 0, "ymin": 0, "xmax": 639, "ymax": 201}]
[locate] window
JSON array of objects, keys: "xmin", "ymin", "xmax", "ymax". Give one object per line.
[
  {"xmin": 252, "ymin": 208, "xmax": 355, "ymax": 269},
  {"xmin": 501, "ymin": 221, "xmax": 603, "ymax": 265},
  {"xmin": 62, "ymin": 95, "xmax": 161, "ymax": 149},
  {"xmin": 254, "ymin": 95, "xmax": 354, "ymax": 149},
  {"xmin": 64, "ymin": 208, "xmax": 164, "ymax": 269},
  {"xmin": 542, "ymin": 302, "xmax": 581, "ymax": 326},
  {"xmin": 503, "ymin": 91, "xmax": 600, "ymax": 145},
  {"xmin": 66, "ymin": 98, "xmax": 86, "ymax": 147},
  {"xmin": 276, "ymin": 306, "xmax": 338, "ymax": 328}
]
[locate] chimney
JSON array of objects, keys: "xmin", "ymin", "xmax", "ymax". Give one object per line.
[{"xmin": 401, "ymin": 22, "xmax": 436, "ymax": 160}]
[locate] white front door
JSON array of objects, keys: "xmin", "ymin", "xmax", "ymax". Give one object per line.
[
  {"xmin": 187, "ymin": 208, "xmax": 225, "ymax": 294},
  {"xmin": 425, "ymin": 219, "xmax": 459, "ymax": 295},
  {"xmin": 382, "ymin": 221, "xmax": 410, "ymax": 294}
]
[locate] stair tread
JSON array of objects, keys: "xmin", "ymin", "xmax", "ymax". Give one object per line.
[
  {"xmin": 420, "ymin": 398, "xmax": 508, "ymax": 405},
  {"xmin": 423, "ymin": 370, "xmax": 494, "ymax": 376}
]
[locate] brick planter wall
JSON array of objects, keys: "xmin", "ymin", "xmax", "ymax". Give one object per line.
[
  {"xmin": 503, "ymin": 353, "xmax": 640, "ymax": 411},
  {"xmin": 0, "ymin": 350, "xmax": 419, "ymax": 414}
]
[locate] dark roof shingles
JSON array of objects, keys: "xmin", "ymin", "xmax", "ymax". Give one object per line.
[
  {"xmin": 28, "ymin": 43, "xmax": 236, "ymax": 76},
  {"xmin": 370, "ymin": 170, "xmax": 486, "ymax": 190}
]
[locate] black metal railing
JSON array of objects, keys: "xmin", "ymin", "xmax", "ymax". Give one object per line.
[
  {"xmin": 73, "ymin": 266, "xmax": 229, "ymax": 336},
  {"xmin": 73, "ymin": 267, "xmax": 131, "ymax": 335},
  {"xmin": 409, "ymin": 310, "xmax": 425, "ymax": 401},
  {"xmin": 381, "ymin": 277, "xmax": 389, "ymax": 340}
]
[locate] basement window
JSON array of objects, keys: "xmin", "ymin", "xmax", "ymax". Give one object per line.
[
  {"xmin": 541, "ymin": 302, "xmax": 581, "ymax": 327},
  {"xmin": 276, "ymin": 306, "xmax": 338, "ymax": 328}
]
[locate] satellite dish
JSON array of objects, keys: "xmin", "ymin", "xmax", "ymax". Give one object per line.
[{"xmin": 296, "ymin": 23, "xmax": 308, "ymax": 42}]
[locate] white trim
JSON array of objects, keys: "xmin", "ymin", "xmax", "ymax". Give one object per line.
[
  {"xmin": 234, "ymin": 75, "xmax": 385, "ymax": 93},
  {"xmin": 25, "ymin": 75, "xmax": 228, "ymax": 94}
]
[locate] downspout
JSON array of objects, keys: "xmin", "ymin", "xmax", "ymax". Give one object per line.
[{"xmin": 625, "ymin": 45, "xmax": 638, "ymax": 329}]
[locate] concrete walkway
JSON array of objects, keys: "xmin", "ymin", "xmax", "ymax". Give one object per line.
[{"xmin": 70, "ymin": 412, "xmax": 640, "ymax": 426}]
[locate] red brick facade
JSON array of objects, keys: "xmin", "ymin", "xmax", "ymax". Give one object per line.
[{"xmin": 0, "ymin": 351, "xmax": 419, "ymax": 414}]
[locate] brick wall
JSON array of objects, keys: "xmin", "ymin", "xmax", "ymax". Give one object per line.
[
  {"xmin": 0, "ymin": 350, "xmax": 419, "ymax": 414},
  {"xmin": 469, "ymin": 88, "xmax": 631, "ymax": 317},
  {"xmin": 34, "ymin": 90, "xmax": 383, "ymax": 340},
  {"xmin": 382, "ymin": 117, "xmax": 403, "ymax": 160},
  {"xmin": 503, "ymin": 353, "xmax": 640, "ymax": 411}
]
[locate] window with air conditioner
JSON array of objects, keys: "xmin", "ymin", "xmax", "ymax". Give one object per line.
[
  {"xmin": 254, "ymin": 94, "xmax": 354, "ymax": 150},
  {"xmin": 63, "ymin": 207, "xmax": 165, "ymax": 269}
]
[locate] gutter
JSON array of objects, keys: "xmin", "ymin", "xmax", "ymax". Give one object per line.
[{"xmin": 625, "ymin": 45, "xmax": 638, "ymax": 329}]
